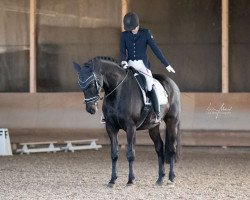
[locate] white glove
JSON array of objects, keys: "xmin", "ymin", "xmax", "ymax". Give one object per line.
[
  {"xmin": 166, "ymin": 65, "xmax": 175, "ymax": 73},
  {"xmin": 121, "ymin": 61, "xmax": 128, "ymax": 69}
]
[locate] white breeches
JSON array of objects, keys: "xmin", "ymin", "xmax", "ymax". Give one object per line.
[{"xmin": 128, "ymin": 60, "xmax": 154, "ymax": 91}]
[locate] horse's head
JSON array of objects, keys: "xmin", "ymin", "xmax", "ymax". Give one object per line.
[{"xmin": 73, "ymin": 62, "xmax": 103, "ymax": 115}]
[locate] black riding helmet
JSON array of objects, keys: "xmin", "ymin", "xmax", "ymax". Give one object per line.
[{"xmin": 123, "ymin": 12, "xmax": 139, "ymax": 31}]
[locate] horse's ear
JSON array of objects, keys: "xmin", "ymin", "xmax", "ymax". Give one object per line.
[{"xmin": 73, "ymin": 62, "xmax": 81, "ymax": 73}]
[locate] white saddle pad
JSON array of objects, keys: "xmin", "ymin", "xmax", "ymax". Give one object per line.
[
  {"xmin": 153, "ymin": 79, "xmax": 168, "ymax": 105},
  {"xmin": 139, "ymin": 78, "xmax": 168, "ymax": 106}
]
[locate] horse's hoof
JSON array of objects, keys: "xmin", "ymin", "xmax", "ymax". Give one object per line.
[
  {"xmin": 156, "ymin": 179, "xmax": 163, "ymax": 186},
  {"xmin": 126, "ymin": 181, "xmax": 134, "ymax": 186},
  {"xmin": 107, "ymin": 179, "xmax": 116, "ymax": 188},
  {"xmin": 167, "ymin": 180, "xmax": 175, "ymax": 187},
  {"xmin": 107, "ymin": 182, "xmax": 115, "ymax": 188},
  {"xmin": 126, "ymin": 176, "xmax": 135, "ymax": 186}
]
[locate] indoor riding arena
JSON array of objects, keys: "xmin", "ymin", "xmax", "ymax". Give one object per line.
[{"xmin": 0, "ymin": 0, "xmax": 249, "ymax": 199}]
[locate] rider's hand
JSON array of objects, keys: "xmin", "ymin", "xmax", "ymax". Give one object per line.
[
  {"xmin": 166, "ymin": 65, "xmax": 175, "ymax": 73},
  {"xmin": 121, "ymin": 61, "xmax": 128, "ymax": 69}
]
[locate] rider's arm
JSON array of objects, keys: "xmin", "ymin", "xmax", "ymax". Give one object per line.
[
  {"xmin": 120, "ymin": 32, "xmax": 127, "ymax": 62},
  {"xmin": 146, "ymin": 30, "xmax": 170, "ymax": 68}
]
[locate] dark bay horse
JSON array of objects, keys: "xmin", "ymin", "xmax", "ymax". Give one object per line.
[{"xmin": 73, "ymin": 56, "xmax": 181, "ymax": 186}]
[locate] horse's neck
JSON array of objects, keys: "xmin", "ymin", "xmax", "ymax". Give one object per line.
[{"xmin": 100, "ymin": 62, "xmax": 126, "ymax": 93}]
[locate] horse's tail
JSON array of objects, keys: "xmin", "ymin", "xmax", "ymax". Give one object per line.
[{"xmin": 175, "ymin": 122, "xmax": 182, "ymax": 162}]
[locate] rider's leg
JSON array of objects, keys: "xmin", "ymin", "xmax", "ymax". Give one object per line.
[
  {"xmin": 140, "ymin": 66, "xmax": 161, "ymax": 122},
  {"xmin": 128, "ymin": 60, "xmax": 145, "ymax": 72},
  {"xmin": 128, "ymin": 60, "xmax": 160, "ymax": 122},
  {"xmin": 128, "ymin": 60, "xmax": 153, "ymax": 90},
  {"xmin": 149, "ymin": 85, "xmax": 161, "ymax": 122}
]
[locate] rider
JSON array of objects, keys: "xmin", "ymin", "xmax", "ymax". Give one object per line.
[{"xmin": 120, "ymin": 12, "xmax": 175, "ymax": 122}]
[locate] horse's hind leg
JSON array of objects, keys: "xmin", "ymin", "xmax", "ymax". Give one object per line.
[
  {"xmin": 126, "ymin": 124, "xmax": 136, "ymax": 185},
  {"xmin": 165, "ymin": 117, "xmax": 180, "ymax": 184},
  {"xmin": 149, "ymin": 125, "xmax": 165, "ymax": 185},
  {"xmin": 106, "ymin": 124, "xmax": 119, "ymax": 187}
]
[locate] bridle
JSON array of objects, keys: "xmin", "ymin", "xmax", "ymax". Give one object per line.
[
  {"xmin": 78, "ymin": 72, "xmax": 102, "ymax": 104},
  {"xmin": 78, "ymin": 70, "xmax": 128, "ymax": 104}
]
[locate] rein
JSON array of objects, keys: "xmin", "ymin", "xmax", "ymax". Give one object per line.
[{"xmin": 101, "ymin": 71, "xmax": 128, "ymax": 100}]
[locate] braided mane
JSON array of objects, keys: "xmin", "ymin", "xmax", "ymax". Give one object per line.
[{"xmin": 84, "ymin": 56, "xmax": 120, "ymax": 67}]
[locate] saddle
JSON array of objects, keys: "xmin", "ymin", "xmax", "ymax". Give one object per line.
[
  {"xmin": 127, "ymin": 67, "xmax": 169, "ymax": 129},
  {"xmin": 128, "ymin": 67, "xmax": 168, "ymax": 106},
  {"xmin": 128, "ymin": 67, "xmax": 150, "ymax": 105}
]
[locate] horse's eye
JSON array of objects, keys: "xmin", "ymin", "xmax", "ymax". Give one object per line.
[{"xmin": 86, "ymin": 82, "xmax": 95, "ymax": 90}]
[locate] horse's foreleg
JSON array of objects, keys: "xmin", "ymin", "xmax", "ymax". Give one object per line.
[
  {"xmin": 106, "ymin": 125, "xmax": 119, "ymax": 187},
  {"xmin": 149, "ymin": 125, "xmax": 165, "ymax": 186},
  {"xmin": 126, "ymin": 125, "xmax": 136, "ymax": 185}
]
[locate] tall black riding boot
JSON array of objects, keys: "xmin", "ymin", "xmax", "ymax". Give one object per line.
[{"xmin": 149, "ymin": 85, "xmax": 161, "ymax": 123}]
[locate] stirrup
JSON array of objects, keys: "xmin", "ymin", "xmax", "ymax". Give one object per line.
[
  {"xmin": 154, "ymin": 117, "xmax": 161, "ymax": 123},
  {"xmin": 154, "ymin": 114, "xmax": 161, "ymax": 123},
  {"xmin": 100, "ymin": 114, "xmax": 106, "ymax": 124}
]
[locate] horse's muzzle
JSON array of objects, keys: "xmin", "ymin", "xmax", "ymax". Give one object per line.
[{"xmin": 86, "ymin": 102, "xmax": 98, "ymax": 114}]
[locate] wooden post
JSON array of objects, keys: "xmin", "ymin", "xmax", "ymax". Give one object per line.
[
  {"xmin": 121, "ymin": 0, "xmax": 128, "ymax": 31},
  {"xmin": 29, "ymin": 0, "xmax": 36, "ymax": 93},
  {"xmin": 222, "ymin": 0, "xmax": 229, "ymax": 93}
]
